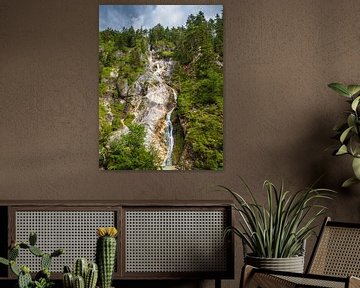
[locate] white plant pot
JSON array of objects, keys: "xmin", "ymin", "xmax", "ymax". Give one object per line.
[{"xmin": 245, "ymin": 254, "xmax": 305, "ymax": 273}]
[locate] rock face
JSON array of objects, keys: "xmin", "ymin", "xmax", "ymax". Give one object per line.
[{"xmin": 109, "ymin": 49, "xmax": 177, "ymax": 166}]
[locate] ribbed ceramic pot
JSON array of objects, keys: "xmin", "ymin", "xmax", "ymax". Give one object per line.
[{"xmin": 245, "ymin": 254, "xmax": 305, "ymax": 273}]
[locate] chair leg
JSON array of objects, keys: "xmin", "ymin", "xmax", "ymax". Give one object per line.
[
  {"xmin": 240, "ymin": 265, "xmax": 255, "ymax": 288},
  {"xmin": 349, "ymin": 276, "xmax": 360, "ymax": 288},
  {"xmin": 240, "ymin": 265, "xmax": 296, "ymax": 288}
]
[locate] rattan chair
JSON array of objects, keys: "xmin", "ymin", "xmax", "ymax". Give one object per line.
[{"xmin": 241, "ymin": 217, "xmax": 360, "ymax": 288}]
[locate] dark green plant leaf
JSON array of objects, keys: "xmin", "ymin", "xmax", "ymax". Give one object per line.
[
  {"xmin": 342, "ymin": 177, "xmax": 360, "ymax": 188},
  {"xmin": 328, "ymin": 83, "xmax": 351, "ymax": 97},
  {"xmin": 336, "ymin": 144, "xmax": 348, "ymax": 155},
  {"xmin": 347, "ymin": 85, "xmax": 360, "ymax": 97},
  {"xmin": 351, "ymin": 96, "xmax": 360, "ymax": 111},
  {"xmin": 340, "ymin": 126, "xmax": 353, "ymax": 143},
  {"xmin": 347, "ymin": 114, "xmax": 356, "ymax": 128},
  {"xmin": 352, "ymin": 157, "xmax": 360, "ymax": 179}
]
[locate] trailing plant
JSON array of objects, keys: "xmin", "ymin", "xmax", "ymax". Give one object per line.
[
  {"xmin": 62, "ymin": 258, "xmax": 98, "ymax": 288},
  {"xmin": 221, "ymin": 179, "xmax": 334, "ymax": 258},
  {"xmin": 0, "ymin": 232, "xmax": 63, "ymax": 288},
  {"xmin": 96, "ymin": 227, "xmax": 118, "ymax": 288},
  {"xmin": 328, "ymin": 82, "xmax": 360, "ymax": 187}
]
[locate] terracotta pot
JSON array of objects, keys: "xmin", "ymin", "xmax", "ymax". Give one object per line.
[{"xmin": 245, "ymin": 254, "xmax": 304, "ymax": 273}]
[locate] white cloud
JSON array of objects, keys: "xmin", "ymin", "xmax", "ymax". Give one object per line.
[{"xmin": 99, "ymin": 5, "xmax": 223, "ymax": 31}]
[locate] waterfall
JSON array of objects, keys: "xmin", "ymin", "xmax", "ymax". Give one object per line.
[
  {"xmin": 163, "ymin": 88, "xmax": 177, "ymax": 168},
  {"xmin": 132, "ymin": 48, "xmax": 178, "ymax": 169}
]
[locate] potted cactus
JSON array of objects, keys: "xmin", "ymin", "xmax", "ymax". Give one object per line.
[
  {"xmin": 62, "ymin": 258, "xmax": 98, "ymax": 288},
  {"xmin": 0, "ymin": 232, "xmax": 64, "ymax": 288},
  {"xmin": 96, "ymin": 227, "xmax": 118, "ymax": 288}
]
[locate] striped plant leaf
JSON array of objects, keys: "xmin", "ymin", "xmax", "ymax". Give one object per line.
[{"xmin": 221, "ymin": 179, "xmax": 335, "ymax": 258}]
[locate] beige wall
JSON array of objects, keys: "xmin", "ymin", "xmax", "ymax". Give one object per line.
[{"xmin": 1, "ymin": 0, "xmax": 360, "ymax": 287}]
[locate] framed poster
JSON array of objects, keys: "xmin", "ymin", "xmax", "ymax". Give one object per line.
[{"xmin": 99, "ymin": 5, "xmax": 223, "ymax": 170}]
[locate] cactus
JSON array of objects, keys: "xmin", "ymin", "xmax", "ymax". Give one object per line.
[
  {"xmin": 0, "ymin": 232, "xmax": 63, "ymax": 288},
  {"xmin": 85, "ymin": 262, "xmax": 98, "ymax": 288},
  {"xmin": 10, "ymin": 260, "xmax": 20, "ymax": 276},
  {"xmin": 29, "ymin": 245, "xmax": 44, "ymax": 257},
  {"xmin": 29, "ymin": 232, "xmax": 37, "ymax": 246},
  {"xmin": 74, "ymin": 258, "xmax": 88, "ymax": 279},
  {"xmin": 9, "ymin": 246, "xmax": 19, "ymax": 260},
  {"xmin": 51, "ymin": 248, "xmax": 64, "ymax": 257},
  {"xmin": 18, "ymin": 269, "xmax": 32, "ymax": 288},
  {"xmin": 74, "ymin": 275, "xmax": 85, "ymax": 288},
  {"xmin": 96, "ymin": 227, "xmax": 118, "ymax": 288},
  {"xmin": 63, "ymin": 273, "xmax": 74, "ymax": 288},
  {"xmin": 41, "ymin": 253, "xmax": 52, "ymax": 270},
  {"xmin": 62, "ymin": 260, "xmax": 98, "ymax": 288}
]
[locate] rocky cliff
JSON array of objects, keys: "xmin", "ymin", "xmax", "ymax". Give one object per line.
[{"xmin": 101, "ymin": 47, "xmax": 178, "ymax": 169}]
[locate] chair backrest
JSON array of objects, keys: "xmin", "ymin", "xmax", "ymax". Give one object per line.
[{"xmin": 307, "ymin": 217, "xmax": 360, "ymax": 277}]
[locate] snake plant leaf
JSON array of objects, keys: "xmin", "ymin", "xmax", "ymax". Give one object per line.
[
  {"xmin": 340, "ymin": 126, "xmax": 353, "ymax": 143},
  {"xmin": 328, "ymin": 83, "xmax": 351, "ymax": 97},
  {"xmin": 351, "ymin": 96, "xmax": 360, "ymax": 111},
  {"xmin": 222, "ymin": 180, "xmax": 335, "ymax": 258},
  {"xmin": 336, "ymin": 144, "xmax": 348, "ymax": 155},
  {"xmin": 352, "ymin": 157, "xmax": 360, "ymax": 179},
  {"xmin": 347, "ymin": 85, "xmax": 360, "ymax": 96},
  {"xmin": 342, "ymin": 177, "xmax": 360, "ymax": 188}
]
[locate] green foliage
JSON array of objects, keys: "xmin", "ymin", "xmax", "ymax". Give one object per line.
[
  {"xmin": 111, "ymin": 116, "xmax": 122, "ymax": 131},
  {"xmin": 161, "ymin": 50, "xmax": 174, "ymax": 58},
  {"xmin": 172, "ymin": 112, "xmax": 184, "ymax": 165},
  {"xmin": 169, "ymin": 11, "xmax": 224, "ymax": 170},
  {"xmin": 221, "ymin": 179, "xmax": 335, "ymax": 258},
  {"xmin": 104, "ymin": 124, "xmax": 160, "ymax": 170},
  {"xmin": 328, "ymin": 82, "xmax": 360, "ymax": 187},
  {"xmin": 32, "ymin": 278, "xmax": 54, "ymax": 288},
  {"xmin": 124, "ymin": 113, "xmax": 135, "ymax": 127},
  {"xmin": 186, "ymin": 106, "xmax": 223, "ymax": 169},
  {"xmin": 99, "ymin": 101, "xmax": 112, "ymax": 147}
]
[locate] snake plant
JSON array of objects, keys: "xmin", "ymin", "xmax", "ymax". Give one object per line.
[
  {"xmin": 221, "ymin": 179, "xmax": 335, "ymax": 258},
  {"xmin": 328, "ymin": 82, "xmax": 360, "ymax": 187}
]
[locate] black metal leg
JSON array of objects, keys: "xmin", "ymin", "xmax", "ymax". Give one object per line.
[{"xmin": 215, "ymin": 278, "xmax": 221, "ymax": 288}]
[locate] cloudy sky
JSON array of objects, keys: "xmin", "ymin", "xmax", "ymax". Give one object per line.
[{"xmin": 99, "ymin": 5, "xmax": 223, "ymax": 31}]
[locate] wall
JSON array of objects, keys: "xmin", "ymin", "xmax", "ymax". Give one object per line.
[{"xmin": 1, "ymin": 0, "xmax": 360, "ymax": 287}]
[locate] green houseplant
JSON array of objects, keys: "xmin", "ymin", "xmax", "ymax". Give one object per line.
[
  {"xmin": 221, "ymin": 179, "xmax": 334, "ymax": 272},
  {"xmin": 328, "ymin": 82, "xmax": 360, "ymax": 187}
]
